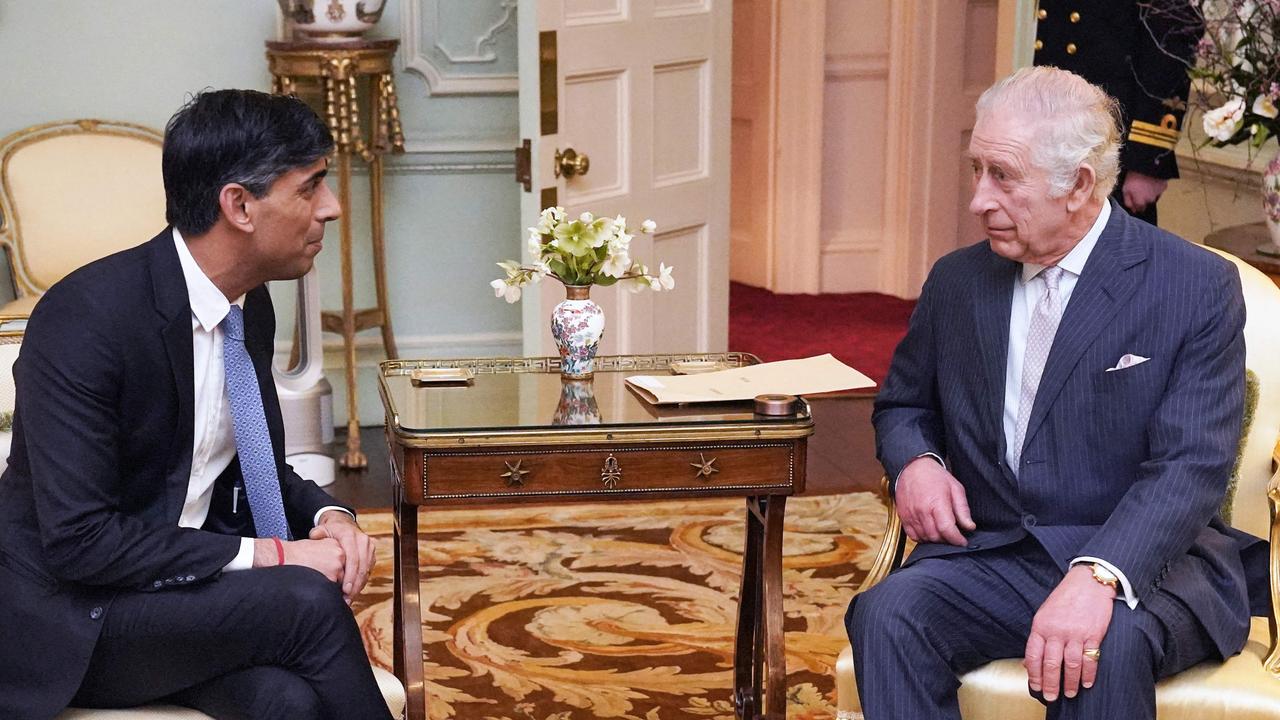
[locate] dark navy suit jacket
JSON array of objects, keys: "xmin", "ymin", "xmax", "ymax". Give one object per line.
[
  {"xmin": 0, "ymin": 229, "xmax": 344, "ymax": 719},
  {"xmin": 873, "ymin": 203, "xmax": 1266, "ymax": 659}
]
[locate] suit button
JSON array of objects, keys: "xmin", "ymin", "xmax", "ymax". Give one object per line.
[
  {"xmin": 1022, "ymin": 514, "xmax": 1037, "ymax": 529},
  {"xmin": 153, "ymin": 580, "xmax": 163, "ymax": 588},
  {"xmin": 1034, "ymin": 39, "xmax": 1044, "ymax": 51},
  {"xmin": 1038, "ymin": 8, "xmax": 1047, "ymax": 19},
  {"xmin": 1066, "ymin": 42, "xmax": 1078, "ymax": 55},
  {"xmin": 1070, "ymin": 11, "xmax": 1081, "ymax": 22},
  {"xmin": 90, "ymin": 607, "xmax": 103, "ymax": 620},
  {"xmin": 185, "ymin": 575, "xmax": 196, "ymax": 582}
]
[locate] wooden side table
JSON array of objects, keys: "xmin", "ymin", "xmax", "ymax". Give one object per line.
[
  {"xmin": 266, "ymin": 38, "xmax": 405, "ymax": 468},
  {"xmin": 379, "ymin": 354, "xmax": 816, "ymax": 720},
  {"xmin": 1205, "ymin": 222, "xmax": 1280, "ymax": 288}
]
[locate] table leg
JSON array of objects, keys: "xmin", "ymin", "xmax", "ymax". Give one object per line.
[
  {"xmin": 394, "ymin": 501, "xmax": 425, "ymax": 720},
  {"xmin": 336, "ymin": 150, "xmax": 367, "ymax": 469},
  {"xmin": 368, "ymin": 154, "xmax": 398, "ymax": 360},
  {"xmin": 734, "ymin": 497, "xmax": 765, "ymax": 719},
  {"xmin": 760, "ymin": 495, "xmax": 788, "ymax": 718}
]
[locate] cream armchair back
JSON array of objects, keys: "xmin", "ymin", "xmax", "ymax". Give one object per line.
[
  {"xmin": 0, "ymin": 119, "xmax": 165, "ymax": 316},
  {"xmin": 834, "ymin": 247, "xmax": 1280, "ymax": 720}
]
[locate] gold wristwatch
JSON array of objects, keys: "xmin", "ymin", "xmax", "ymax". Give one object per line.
[{"xmin": 1090, "ymin": 563, "xmax": 1119, "ymax": 590}]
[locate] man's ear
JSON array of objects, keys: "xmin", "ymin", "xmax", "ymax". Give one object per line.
[
  {"xmin": 218, "ymin": 184, "xmax": 255, "ymax": 233},
  {"xmin": 1065, "ymin": 164, "xmax": 1097, "ymax": 212}
]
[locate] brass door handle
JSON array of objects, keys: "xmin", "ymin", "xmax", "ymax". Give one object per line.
[{"xmin": 555, "ymin": 147, "xmax": 590, "ymax": 178}]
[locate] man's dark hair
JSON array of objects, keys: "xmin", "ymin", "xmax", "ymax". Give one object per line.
[{"xmin": 162, "ymin": 89, "xmax": 334, "ymax": 236}]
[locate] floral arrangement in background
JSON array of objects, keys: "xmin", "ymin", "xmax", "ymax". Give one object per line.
[
  {"xmin": 1162, "ymin": 0, "xmax": 1280, "ymax": 148},
  {"xmin": 490, "ymin": 207, "xmax": 674, "ymax": 303}
]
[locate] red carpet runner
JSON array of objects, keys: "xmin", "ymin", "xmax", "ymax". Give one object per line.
[{"xmin": 728, "ymin": 282, "xmax": 916, "ymax": 385}]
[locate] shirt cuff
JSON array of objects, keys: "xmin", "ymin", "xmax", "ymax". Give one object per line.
[
  {"xmin": 1071, "ymin": 556, "xmax": 1138, "ymax": 610},
  {"xmin": 222, "ymin": 537, "xmax": 256, "ymax": 572},
  {"xmin": 314, "ymin": 506, "xmax": 355, "ymax": 527}
]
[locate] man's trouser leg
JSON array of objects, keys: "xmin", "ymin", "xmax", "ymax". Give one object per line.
[
  {"xmin": 71, "ymin": 565, "xmax": 392, "ymax": 720},
  {"xmin": 846, "ymin": 542, "xmax": 1053, "ymax": 720}
]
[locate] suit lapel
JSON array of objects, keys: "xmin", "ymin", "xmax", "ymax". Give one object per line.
[
  {"xmin": 149, "ymin": 230, "xmax": 197, "ymax": 522},
  {"xmin": 973, "ymin": 248, "xmax": 1017, "ymax": 461},
  {"xmin": 1021, "ymin": 205, "xmax": 1147, "ymax": 450}
]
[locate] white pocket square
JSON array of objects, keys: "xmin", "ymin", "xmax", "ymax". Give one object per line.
[{"xmin": 1106, "ymin": 354, "xmax": 1150, "ymax": 372}]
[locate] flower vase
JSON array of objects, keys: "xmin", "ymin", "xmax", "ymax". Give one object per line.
[
  {"xmin": 1260, "ymin": 149, "xmax": 1280, "ymax": 258},
  {"xmin": 550, "ymin": 285, "xmax": 605, "ymax": 380},
  {"xmin": 552, "ymin": 379, "xmax": 601, "ymax": 425}
]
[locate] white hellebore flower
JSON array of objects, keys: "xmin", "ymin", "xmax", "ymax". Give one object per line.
[
  {"xmin": 627, "ymin": 265, "xmax": 651, "ymax": 293},
  {"xmin": 601, "ymin": 250, "xmax": 631, "ymax": 278},
  {"xmin": 1254, "ymin": 95, "xmax": 1279, "ymax": 120},
  {"xmin": 490, "ymin": 278, "xmax": 522, "ymax": 303},
  {"xmin": 640, "ymin": 219, "xmax": 657, "ymax": 234},
  {"xmin": 657, "ymin": 262, "xmax": 675, "ymax": 290},
  {"xmin": 1203, "ymin": 97, "xmax": 1246, "ymax": 142}
]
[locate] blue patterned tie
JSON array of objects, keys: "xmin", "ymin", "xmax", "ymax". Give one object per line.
[{"xmin": 222, "ymin": 305, "xmax": 291, "ymax": 539}]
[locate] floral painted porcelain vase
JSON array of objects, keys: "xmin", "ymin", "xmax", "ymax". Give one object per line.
[{"xmin": 550, "ymin": 286, "xmax": 605, "ymax": 380}]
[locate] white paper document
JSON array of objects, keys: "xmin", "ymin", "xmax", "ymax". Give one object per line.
[{"xmin": 625, "ymin": 354, "xmax": 876, "ymax": 405}]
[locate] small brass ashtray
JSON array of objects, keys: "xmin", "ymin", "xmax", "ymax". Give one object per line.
[
  {"xmin": 754, "ymin": 394, "xmax": 798, "ymax": 416},
  {"xmin": 410, "ymin": 367, "xmax": 474, "ymax": 386}
]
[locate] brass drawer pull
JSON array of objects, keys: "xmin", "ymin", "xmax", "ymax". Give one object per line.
[
  {"xmin": 601, "ymin": 454, "xmax": 622, "ymax": 489},
  {"xmin": 691, "ymin": 453, "xmax": 719, "ymax": 480},
  {"xmin": 501, "ymin": 459, "xmax": 530, "ymax": 487}
]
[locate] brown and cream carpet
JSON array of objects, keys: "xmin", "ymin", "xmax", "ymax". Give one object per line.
[{"xmin": 351, "ymin": 493, "xmax": 886, "ymax": 720}]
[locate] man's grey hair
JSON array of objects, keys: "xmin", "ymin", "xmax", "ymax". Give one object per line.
[{"xmin": 975, "ymin": 66, "xmax": 1123, "ymax": 202}]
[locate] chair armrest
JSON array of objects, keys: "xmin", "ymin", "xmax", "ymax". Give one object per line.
[
  {"xmin": 1265, "ymin": 465, "xmax": 1280, "ymax": 677},
  {"xmin": 855, "ymin": 475, "xmax": 907, "ymax": 594}
]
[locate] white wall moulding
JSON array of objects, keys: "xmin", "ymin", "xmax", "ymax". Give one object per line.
[
  {"xmin": 563, "ymin": 68, "xmax": 631, "ymax": 206},
  {"xmin": 401, "ymin": 0, "xmax": 519, "ymax": 96},
  {"xmin": 350, "ymin": 149, "xmax": 516, "ymax": 175},
  {"xmin": 564, "ymin": 0, "xmax": 629, "ymax": 27},
  {"xmin": 653, "ymin": 59, "xmax": 710, "ymax": 188}
]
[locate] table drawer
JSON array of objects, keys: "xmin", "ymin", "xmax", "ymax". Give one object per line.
[{"xmin": 418, "ymin": 442, "xmax": 798, "ymax": 503}]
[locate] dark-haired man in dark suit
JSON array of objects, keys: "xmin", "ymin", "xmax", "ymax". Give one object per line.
[{"xmin": 0, "ymin": 90, "xmax": 393, "ymax": 720}]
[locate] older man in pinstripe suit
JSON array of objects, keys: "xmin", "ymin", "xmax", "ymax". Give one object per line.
[{"xmin": 846, "ymin": 67, "xmax": 1267, "ymax": 719}]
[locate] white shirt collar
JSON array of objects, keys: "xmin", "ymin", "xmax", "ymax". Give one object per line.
[
  {"xmin": 172, "ymin": 228, "xmax": 244, "ymax": 332},
  {"xmin": 1020, "ymin": 200, "xmax": 1111, "ymax": 283}
]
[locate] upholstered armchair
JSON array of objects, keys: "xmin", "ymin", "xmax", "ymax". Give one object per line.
[
  {"xmin": 0, "ymin": 324, "xmax": 406, "ymax": 718},
  {"xmin": 0, "ymin": 119, "xmax": 167, "ymax": 316},
  {"xmin": 835, "ymin": 248, "xmax": 1280, "ymax": 719}
]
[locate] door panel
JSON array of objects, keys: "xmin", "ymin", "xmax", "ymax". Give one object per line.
[{"xmin": 518, "ymin": 0, "xmax": 730, "ymax": 355}]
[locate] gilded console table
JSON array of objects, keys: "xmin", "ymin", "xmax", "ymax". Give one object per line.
[
  {"xmin": 378, "ymin": 354, "xmax": 815, "ymax": 720},
  {"xmin": 267, "ymin": 38, "xmax": 405, "ymax": 469}
]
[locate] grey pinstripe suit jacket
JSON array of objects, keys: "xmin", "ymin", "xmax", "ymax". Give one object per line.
[{"xmin": 873, "ymin": 202, "xmax": 1267, "ymax": 658}]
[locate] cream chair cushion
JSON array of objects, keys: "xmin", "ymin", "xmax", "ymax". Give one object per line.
[
  {"xmin": 0, "ymin": 121, "xmax": 165, "ymax": 314},
  {"xmin": 55, "ymin": 665, "xmax": 406, "ymax": 719}
]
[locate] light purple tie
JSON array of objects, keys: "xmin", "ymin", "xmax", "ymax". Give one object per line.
[
  {"xmin": 1011, "ymin": 266, "xmax": 1064, "ymax": 472},
  {"xmin": 222, "ymin": 306, "xmax": 291, "ymax": 539}
]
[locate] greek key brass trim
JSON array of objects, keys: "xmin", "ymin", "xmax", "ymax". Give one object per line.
[
  {"xmin": 600, "ymin": 454, "xmax": 622, "ymax": 489},
  {"xmin": 420, "ymin": 442, "xmax": 796, "ymax": 501},
  {"xmin": 691, "ymin": 453, "xmax": 719, "ymax": 480}
]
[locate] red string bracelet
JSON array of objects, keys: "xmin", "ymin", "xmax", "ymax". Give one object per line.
[{"xmin": 271, "ymin": 537, "xmax": 285, "ymax": 566}]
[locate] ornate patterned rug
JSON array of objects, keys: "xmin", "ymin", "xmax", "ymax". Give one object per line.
[{"xmin": 351, "ymin": 493, "xmax": 885, "ymax": 720}]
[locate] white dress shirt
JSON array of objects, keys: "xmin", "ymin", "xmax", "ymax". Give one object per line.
[
  {"xmin": 172, "ymin": 230, "xmax": 347, "ymax": 571},
  {"xmin": 997, "ymin": 202, "xmax": 1137, "ymax": 608}
]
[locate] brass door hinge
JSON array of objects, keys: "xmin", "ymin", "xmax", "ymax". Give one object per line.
[{"xmin": 515, "ymin": 138, "xmax": 531, "ymax": 192}]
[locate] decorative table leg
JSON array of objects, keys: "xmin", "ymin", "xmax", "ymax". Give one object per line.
[
  {"xmin": 335, "ymin": 150, "xmax": 367, "ymax": 469},
  {"xmin": 395, "ymin": 500, "xmax": 425, "ymax": 720},
  {"xmin": 734, "ymin": 496, "xmax": 765, "ymax": 719},
  {"xmin": 368, "ymin": 153, "xmax": 398, "ymax": 359},
  {"xmin": 760, "ymin": 495, "xmax": 788, "ymax": 718}
]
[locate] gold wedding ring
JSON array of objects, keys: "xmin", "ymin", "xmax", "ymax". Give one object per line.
[{"xmin": 1082, "ymin": 648, "xmax": 1102, "ymax": 662}]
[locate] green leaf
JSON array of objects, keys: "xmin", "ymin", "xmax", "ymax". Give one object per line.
[{"xmin": 595, "ymin": 276, "xmax": 619, "ymax": 287}]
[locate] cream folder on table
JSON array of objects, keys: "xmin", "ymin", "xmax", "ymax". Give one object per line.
[{"xmin": 624, "ymin": 354, "xmax": 876, "ymax": 405}]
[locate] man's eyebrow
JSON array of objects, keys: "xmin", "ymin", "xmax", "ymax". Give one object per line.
[{"xmin": 301, "ymin": 168, "xmax": 328, "ymax": 187}]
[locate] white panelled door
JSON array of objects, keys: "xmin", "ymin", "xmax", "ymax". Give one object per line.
[{"xmin": 517, "ymin": 0, "xmax": 731, "ymax": 357}]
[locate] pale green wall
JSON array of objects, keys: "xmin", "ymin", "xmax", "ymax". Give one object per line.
[{"xmin": 0, "ymin": 1, "xmax": 524, "ymax": 424}]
